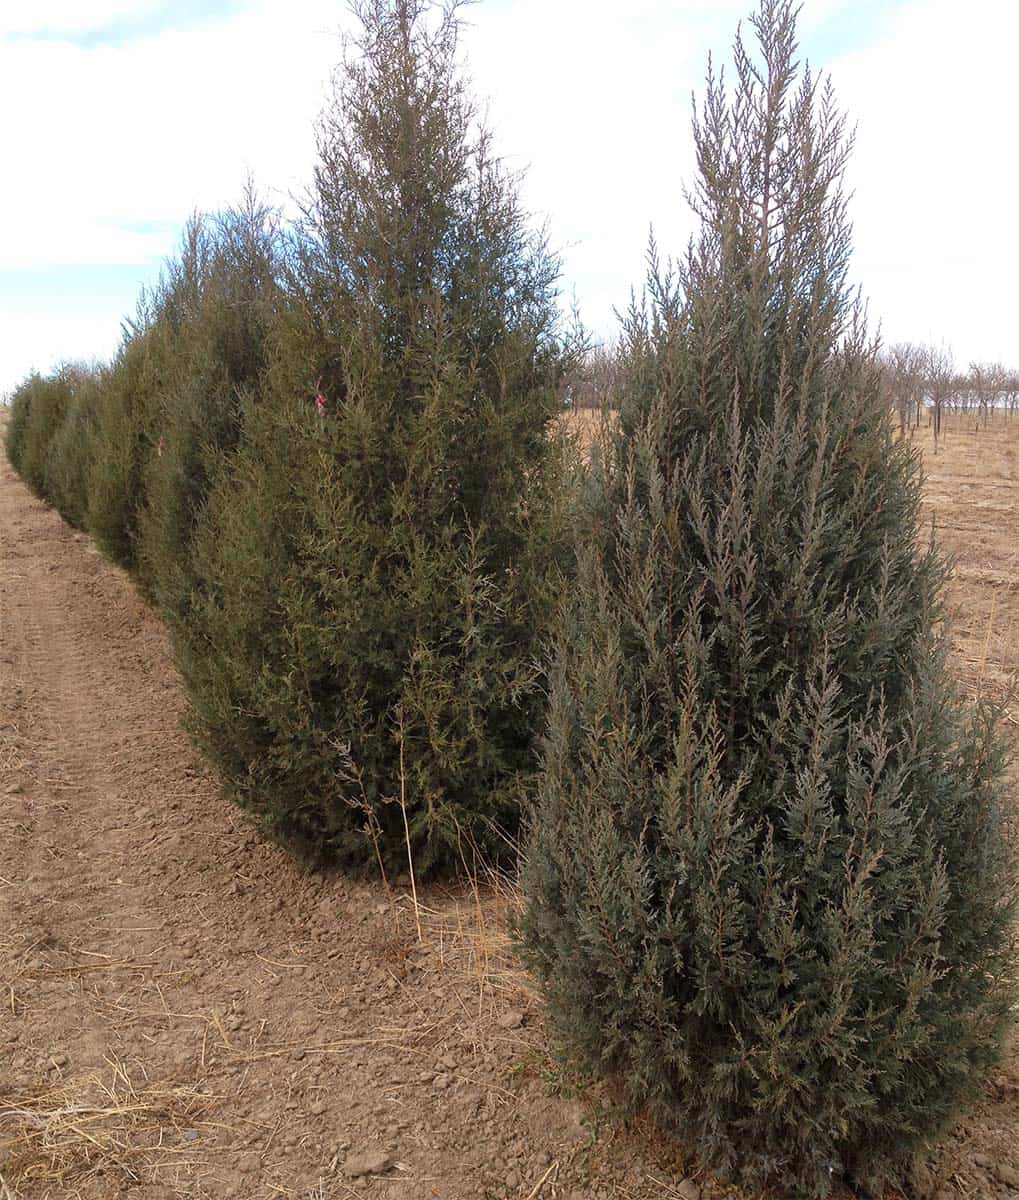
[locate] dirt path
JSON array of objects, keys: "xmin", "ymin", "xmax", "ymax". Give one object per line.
[
  {"xmin": 0, "ymin": 449, "xmax": 644, "ymax": 1200},
  {"xmin": 1, "ymin": 421, "xmax": 1018, "ymax": 1200}
]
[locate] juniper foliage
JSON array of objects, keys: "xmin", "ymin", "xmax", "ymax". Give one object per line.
[
  {"xmin": 5, "ymin": 372, "xmax": 48, "ymax": 487},
  {"xmin": 6, "ymin": 368, "xmax": 76, "ymax": 498},
  {"xmin": 136, "ymin": 193, "xmax": 283, "ymax": 617},
  {"xmin": 520, "ymin": 4, "xmax": 1016, "ymax": 1195},
  {"xmin": 87, "ymin": 316, "xmax": 162, "ymax": 569},
  {"xmin": 42, "ymin": 367, "xmax": 102, "ymax": 528},
  {"xmin": 3, "ymin": 378, "xmax": 33, "ymax": 476},
  {"xmin": 177, "ymin": 0, "xmax": 576, "ymax": 874}
]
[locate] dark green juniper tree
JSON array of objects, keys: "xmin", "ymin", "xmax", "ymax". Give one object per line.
[
  {"xmin": 41, "ymin": 365, "xmax": 103, "ymax": 529},
  {"xmin": 177, "ymin": 0, "xmax": 575, "ymax": 874},
  {"xmin": 136, "ymin": 189, "xmax": 283, "ymax": 617},
  {"xmin": 81, "ymin": 196, "xmax": 278, "ymax": 582},
  {"xmin": 86, "ymin": 289, "xmax": 170, "ymax": 570},
  {"xmin": 520, "ymin": 3, "xmax": 1015, "ymax": 1195},
  {"xmin": 6, "ymin": 363, "xmax": 103, "ymax": 527},
  {"xmin": 5, "ymin": 367, "xmax": 77, "ymax": 500}
]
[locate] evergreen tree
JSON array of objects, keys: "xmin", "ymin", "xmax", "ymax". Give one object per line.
[
  {"xmin": 3, "ymin": 375, "xmax": 34, "ymax": 476},
  {"xmin": 520, "ymin": 4, "xmax": 1016, "ymax": 1195},
  {"xmin": 176, "ymin": 0, "xmax": 576, "ymax": 873},
  {"xmin": 136, "ymin": 190, "xmax": 283, "ymax": 617},
  {"xmin": 85, "ymin": 194, "xmax": 280, "ymax": 586},
  {"xmin": 43, "ymin": 365, "xmax": 102, "ymax": 528},
  {"xmin": 87, "ymin": 307, "xmax": 163, "ymax": 569},
  {"xmin": 6, "ymin": 366, "xmax": 78, "ymax": 499}
]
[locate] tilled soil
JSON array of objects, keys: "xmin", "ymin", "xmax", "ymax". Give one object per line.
[{"xmin": 1, "ymin": 416, "xmax": 1017, "ymax": 1200}]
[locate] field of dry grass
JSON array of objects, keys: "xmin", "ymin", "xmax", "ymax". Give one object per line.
[{"xmin": 921, "ymin": 414, "xmax": 1019, "ymax": 708}]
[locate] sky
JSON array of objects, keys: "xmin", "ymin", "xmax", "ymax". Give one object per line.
[{"xmin": 1, "ymin": 0, "xmax": 1017, "ymax": 398}]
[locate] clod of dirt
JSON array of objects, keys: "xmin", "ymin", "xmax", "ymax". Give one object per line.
[
  {"xmin": 992, "ymin": 1163, "xmax": 1019, "ymax": 1190},
  {"xmin": 343, "ymin": 1149, "xmax": 394, "ymax": 1177}
]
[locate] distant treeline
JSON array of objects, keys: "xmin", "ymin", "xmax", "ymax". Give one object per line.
[
  {"xmin": 879, "ymin": 345, "xmax": 1019, "ymax": 438},
  {"xmin": 565, "ymin": 340, "xmax": 1019, "ymax": 436}
]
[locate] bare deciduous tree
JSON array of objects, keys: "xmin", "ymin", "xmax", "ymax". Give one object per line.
[
  {"xmin": 970, "ymin": 361, "xmax": 1008, "ymax": 429},
  {"xmin": 562, "ymin": 342, "xmax": 624, "ymax": 412},
  {"xmin": 881, "ymin": 341, "xmax": 927, "ymax": 434},
  {"xmin": 925, "ymin": 343, "xmax": 954, "ymax": 449}
]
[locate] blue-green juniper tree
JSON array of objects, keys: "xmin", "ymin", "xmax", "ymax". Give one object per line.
[{"xmin": 519, "ymin": 3, "xmax": 1016, "ymax": 1194}]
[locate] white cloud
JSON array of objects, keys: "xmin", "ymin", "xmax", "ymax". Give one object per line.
[
  {"xmin": 0, "ymin": 0, "xmax": 352, "ymax": 390},
  {"xmin": 465, "ymin": 0, "xmax": 1019, "ymax": 365},
  {"xmin": 0, "ymin": 0, "xmax": 349, "ymax": 270},
  {"xmin": 0, "ymin": 1, "xmax": 160, "ymax": 37},
  {"xmin": 1, "ymin": 0, "xmax": 1016, "ymax": 395},
  {"xmin": 462, "ymin": 0, "xmax": 748, "ymax": 336},
  {"xmin": 825, "ymin": 0, "xmax": 1019, "ymax": 366},
  {"xmin": 2, "ymin": 306, "xmax": 122, "ymax": 387}
]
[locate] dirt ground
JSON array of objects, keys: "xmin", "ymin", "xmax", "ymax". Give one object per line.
[{"xmin": 1, "ymin": 414, "xmax": 1017, "ymax": 1200}]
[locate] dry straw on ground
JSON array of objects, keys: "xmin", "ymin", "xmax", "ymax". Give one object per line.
[{"xmin": 0, "ymin": 1058, "xmax": 211, "ymax": 1197}]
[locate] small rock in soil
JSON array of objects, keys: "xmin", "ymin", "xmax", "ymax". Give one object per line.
[
  {"xmin": 237, "ymin": 1152, "xmax": 259, "ymax": 1175},
  {"xmin": 344, "ymin": 1150, "xmax": 393, "ymax": 1178},
  {"xmin": 992, "ymin": 1164, "xmax": 1019, "ymax": 1190}
]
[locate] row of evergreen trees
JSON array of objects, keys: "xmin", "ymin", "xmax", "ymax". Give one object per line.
[
  {"xmin": 8, "ymin": 0, "xmax": 576, "ymax": 876},
  {"xmin": 6, "ymin": 1, "xmax": 1014, "ymax": 1194}
]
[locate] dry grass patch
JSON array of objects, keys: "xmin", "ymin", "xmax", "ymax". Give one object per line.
[{"xmin": 0, "ymin": 1058, "xmax": 212, "ymax": 1198}]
